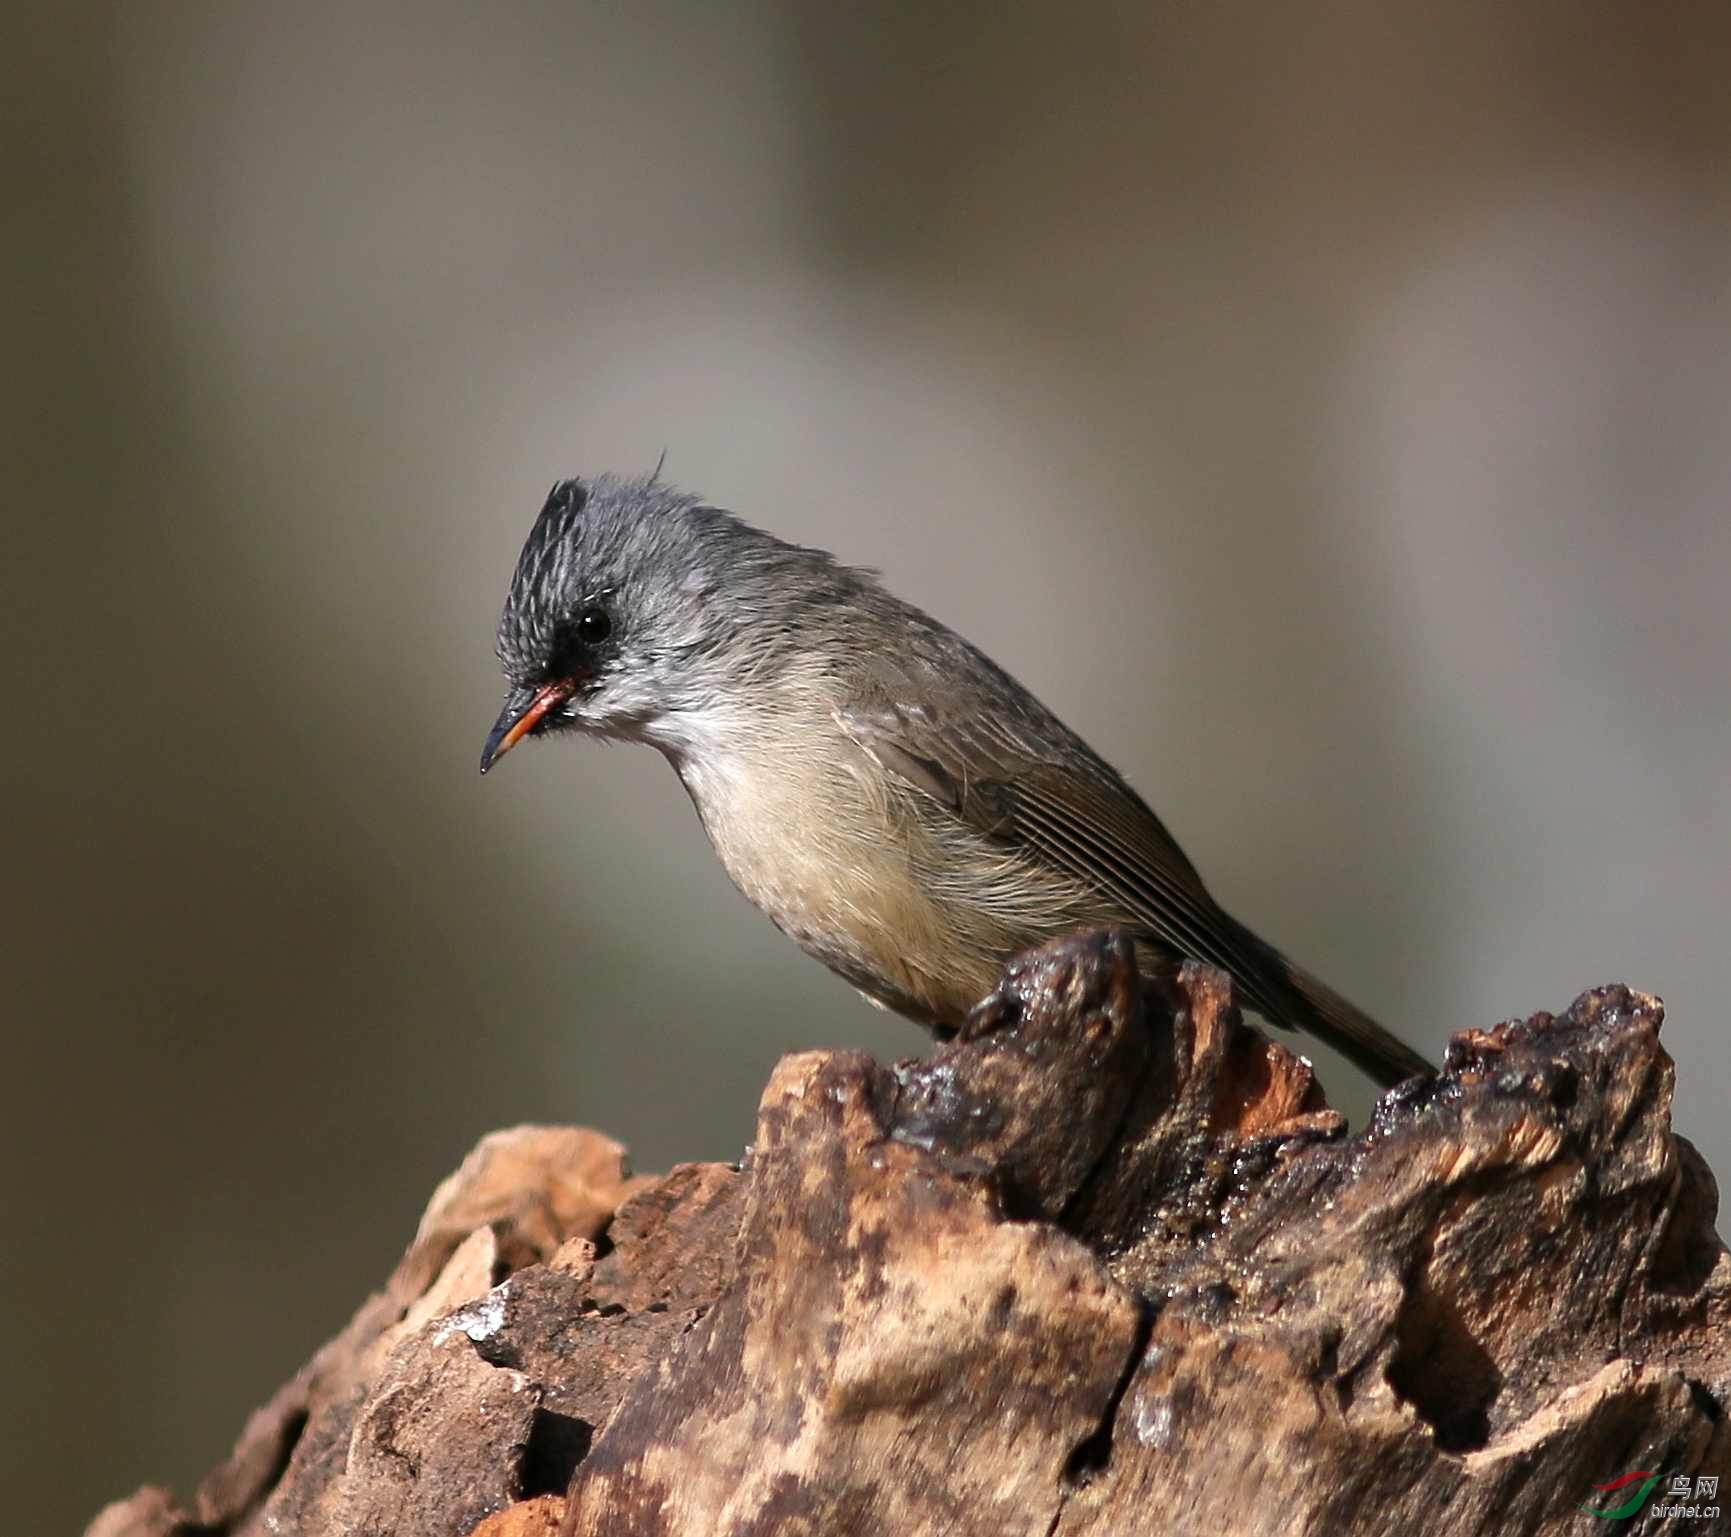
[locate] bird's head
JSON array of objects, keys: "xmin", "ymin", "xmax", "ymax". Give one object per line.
[{"xmin": 480, "ymin": 472, "xmax": 862, "ymax": 774}]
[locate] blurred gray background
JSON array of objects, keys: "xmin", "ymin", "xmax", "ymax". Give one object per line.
[{"xmin": 7, "ymin": 4, "xmax": 1729, "ymax": 1531}]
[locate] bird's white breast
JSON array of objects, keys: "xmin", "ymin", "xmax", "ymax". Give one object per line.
[{"xmin": 645, "ymin": 699, "xmax": 979, "ymax": 1016}]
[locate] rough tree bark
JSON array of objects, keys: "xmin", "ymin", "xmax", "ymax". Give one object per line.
[{"xmin": 90, "ymin": 932, "xmax": 1729, "ymax": 1537}]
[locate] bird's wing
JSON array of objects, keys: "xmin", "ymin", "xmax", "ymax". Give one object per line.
[{"xmin": 833, "ymin": 689, "xmax": 1282, "ymax": 1000}]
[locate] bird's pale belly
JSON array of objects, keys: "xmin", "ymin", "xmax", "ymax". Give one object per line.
[
  {"xmin": 671, "ymin": 737, "xmax": 1097, "ymax": 1030},
  {"xmin": 664, "ymin": 737, "xmax": 1038, "ymax": 1024}
]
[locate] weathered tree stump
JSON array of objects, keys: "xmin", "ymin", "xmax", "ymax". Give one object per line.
[{"xmin": 90, "ymin": 932, "xmax": 1730, "ymax": 1537}]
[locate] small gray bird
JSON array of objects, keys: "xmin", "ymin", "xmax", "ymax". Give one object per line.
[{"xmin": 481, "ymin": 474, "xmax": 1428, "ymax": 1086}]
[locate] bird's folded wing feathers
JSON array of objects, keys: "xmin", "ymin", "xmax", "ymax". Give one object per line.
[{"xmin": 833, "ymin": 697, "xmax": 1285, "ymax": 1010}]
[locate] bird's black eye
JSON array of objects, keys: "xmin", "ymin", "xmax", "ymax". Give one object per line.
[{"xmin": 576, "ymin": 605, "xmax": 611, "ymax": 644}]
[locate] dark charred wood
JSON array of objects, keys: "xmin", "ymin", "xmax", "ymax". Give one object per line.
[{"xmin": 89, "ymin": 934, "xmax": 1730, "ymax": 1537}]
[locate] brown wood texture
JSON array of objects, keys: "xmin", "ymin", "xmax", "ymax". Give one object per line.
[{"xmin": 89, "ymin": 932, "xmax": 1730, "ymax": 1537}]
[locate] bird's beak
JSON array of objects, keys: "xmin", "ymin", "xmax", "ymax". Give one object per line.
[{"xmin": 480, "ymin": 681, "xmax": 573, "ymax": 775}]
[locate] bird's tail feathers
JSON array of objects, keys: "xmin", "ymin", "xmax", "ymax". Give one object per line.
[
  {"xmin": 1220, "ymin": 916, "xmax": 1429, "ymax": 1088},
  {"xmin": 1267, "ymin": 953, "xmax": 1430, "ymax": 1088}
]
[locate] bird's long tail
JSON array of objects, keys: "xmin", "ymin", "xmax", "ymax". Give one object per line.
[
  {"xmin": 1281, "ymin": 960, "xmax": 1430, "ymax": 1087},
  {"xmin": 1235, "ymin": 927, "xmax": 1430, "ymax": 1087}
]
